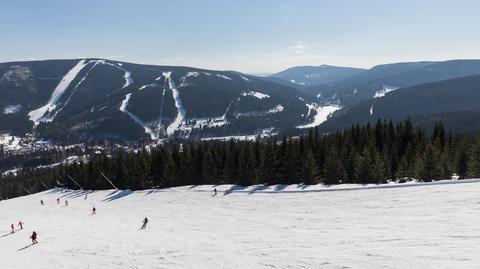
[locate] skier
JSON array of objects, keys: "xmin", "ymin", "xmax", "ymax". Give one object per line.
[
  {"xmin": 140, "ymin": 217, "xmax": 148, "ymax": 229},
  {"xmin": 30, "ymin": 231, "xmax": 38, "ymax": 244},
  {"xmin": 57, "ymin": 198, "xmax": 60, "ymax": 204},
  {"xmin": 214, "ymin": 188, "xmax": 217, "ymax": 196},
  {"xmin": 40, "ymin": 200, "xmax": 44, "ymax": 206},
  {"xmin": 18, "ymin": 221, "xmax": 23, "ymax": 230},
  {"xmin": 92, "ymin": 207, "xmax": 96, "ymax": 215},
  {"xmin": 65, "ymin": 200, "xmax": 69, "ymax": 206},
  {"xmin": 10, "ymin": 224, "xmax": 15, "ymax": 233}
]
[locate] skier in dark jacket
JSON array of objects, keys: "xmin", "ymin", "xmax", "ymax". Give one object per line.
[
  {"xmin": 10, "ymin": 224, "xmax": 15, "ymax": 233},
  {"xmin": 141, "ymin": 217, "xmax": 148, "ymax": 229},
  {"xmin": 30, "ymin": 231, "xmax": 38, "ymax": 244},
  {"xmin": 57, "ymin": 198, "xmax": 60, "ymax": 204},
  {"xmin": 40, "ymin": 200, "xmax": 44, "ymax": 206},
  {"xmin": 212, "ymin": 188, "xmax": 217, "ymax": 197},
  {"xmin": 92, "ymin": 207, "xmax": 96, "ymax": 215},
  {"xmin": 18, "ymin": 221, "xmax": 23, "ymax": 230}
]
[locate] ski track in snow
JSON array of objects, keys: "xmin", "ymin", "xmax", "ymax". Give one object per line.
[
  {"xmin": 2, "ymin": 180, "xmax": 480, "ymax": 268},
  {"xmin": 164, "ymin": 72, "xmax": 186, "ymax": 136},
  {"xmin": 28, "ymin": 59, "xmax": 134, "ymax": 125},
  {"xmin": 120, "ymin": 94, "xmax": 159, "ymax": 140},
  {"xmin": 28, "ymin": 60, "xmax": 89, "ymax": 125},
  {"xmin": 297, "ymin": 104, "xmax": 341, "ymax": 129},
  {"xmin": 120, "ymin": 72, "xmax": 186, "ymax": 138}
]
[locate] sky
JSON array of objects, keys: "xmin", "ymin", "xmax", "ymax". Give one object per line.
[{"xmin": 1, "ymin": 0, "xmax": 479, "ymax": 74}]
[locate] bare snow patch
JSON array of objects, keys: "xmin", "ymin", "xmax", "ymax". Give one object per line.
[
  {"xmin": 374, "ymin": 85, "xmax": 398, "ymax": 98},
  {"xmin": 296, "ymin": 104, "xmax": 341, "ymax": 129},
  {"xmin": 216, "ymin": 74, "xmax": 232, "ymax": 80},
  {"xmin": 3, "ymin": 105, "xmax": 22, "ymax": 114},
  {"xmin": 234, "ymin": 104, "xmax": 284, "ymax": 118},
  {"xmin": 1, "ymin": 65, "xmax": 32, "ymax": 81},
  {"xmin": 240, "ymin": 75, "xmax": 250, "ymax": 82},
  {"xmin": 240, "ymin": 91, "xmax": 270, "ymax": 100}
]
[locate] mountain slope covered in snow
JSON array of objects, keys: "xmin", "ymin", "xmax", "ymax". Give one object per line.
[
  {"xmin": 1, "ymin": 181, "xmax": 480, "ymax": 268},
  {"xmin": 0, "ymin": 59, "xmax": 322, "ymax": 142}
]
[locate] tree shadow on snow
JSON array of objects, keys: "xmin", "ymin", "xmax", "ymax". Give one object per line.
[
  {"xmin": 144, "ymin": 188, "xmax": 171, "ymax": 196},
  {"xmin": 274, "ymin": 185, "xmax": 288, "ymax": 192},
  {"xmin": 223, "ymin": 185, "xmax": 247, "ymax": 196},
  {"xmin": 101, "ymin": 190, "xmax": 133, "ymax": 202},
  {"xmin": 60, "ymin": 189, "xmax": 95, "ymax": 199},
  {"xmin": 248, "ymin": 184, "xmax": 270, "ymax": 195}
]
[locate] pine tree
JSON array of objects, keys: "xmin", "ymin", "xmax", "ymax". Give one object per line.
[
  {"xmin": 467, "ymin": 136, "xmax": 480, "ymax": 178},
  {"xmin": 354, "ymin": 148, "xmax": 373, "ymax": 184},
  {"xmin": 323, "ymin": 144, "xmax": 344, "ymax": 184},
  {"xmin": 301, "ymin": 150, "xmax": 321, "ymax": 185},
  {"xmin": 416, "ymin": 143, "xmax": 443, "ymax": 181}
]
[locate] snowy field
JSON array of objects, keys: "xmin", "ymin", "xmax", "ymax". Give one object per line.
[{"xmin": 1, "ymin": 180, "xmax": 480, "ymax": 268}]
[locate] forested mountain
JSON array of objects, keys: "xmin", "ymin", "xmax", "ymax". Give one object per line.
[
  {"xmin": 271, "ymin": 65, "xmax": 365, "ymax": 86},
  {"xmin": 320, "ymin": 75, "xmax": 480, "ymax": 133},
  {"xmin": 0, "ymin": 59, "xmax": 320, "ymax": 142},
  {"xmin": 304, "ymin": 60, "xmax": 480, "ymax": 106}
]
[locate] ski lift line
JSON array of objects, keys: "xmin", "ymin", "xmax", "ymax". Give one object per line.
[
  {"xmin": 40, "ymin": 181, "xmax": 49, "ymax": 190},
  {"xmin": 100, "ymin": 172, "xmax": 118, "ymax": 190},
  {"xmin": 67, "ymin": 175, "xmax": 83, "ymax": 189}
]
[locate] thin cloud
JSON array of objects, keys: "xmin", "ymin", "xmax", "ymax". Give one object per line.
[{"xmin": 289, "ymin": 41, "xmax": 307, "ymax": 54}]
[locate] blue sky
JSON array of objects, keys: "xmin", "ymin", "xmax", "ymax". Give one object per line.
[{"xmin": 1, "ymin": 0, "xmax": 479, "ymax": 73}]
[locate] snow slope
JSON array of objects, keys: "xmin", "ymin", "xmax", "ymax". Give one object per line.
[
  {"xmin": 297, "ymin": 104, "xmax": 341, "ymax": 129},
  {"xmin": 1, "ymin": 180, "xmax": 480, "ymax": 268},
  {"xmin": 164, "ymin": 72, "xmax": 186, "ymax": 136},
  {"xmin": 28, "ymin": 60, "xmax": 89, "ymax": 125}
]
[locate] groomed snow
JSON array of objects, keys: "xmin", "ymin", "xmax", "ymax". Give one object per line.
[
  {"xmin": 2, "ymin": 180, "xmax": 480, "ymax": 268},
  {"xmin": 297, "ymin": 104, "xmax": 341, "ymax": 129},
  {"xmin": 164, "ymin": 72, "xmax": 186, "ymax": 136},
  {"xmin": 28, "ymin": 60, "xmax": 89, "ymax": 125},
  {"xmin": 119, "ymin": 94, "xmax": 160, "ymax": 140}
]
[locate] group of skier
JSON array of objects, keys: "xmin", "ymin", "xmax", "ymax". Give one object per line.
[
  {"xmin": 8, "ymin": 220, "xmax": 37, "ymax": 245},
  {"xmin": 6, "ymin": 191, "xmax": 164, "ymax": 247},
  {"xmin": 10, "ymin": 221, "xmax": 22, "ymax": 233}
]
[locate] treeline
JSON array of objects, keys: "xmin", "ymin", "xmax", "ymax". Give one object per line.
[{"xmin": 2, "ymin": 119, "xmax": 480, "ymax": 199}]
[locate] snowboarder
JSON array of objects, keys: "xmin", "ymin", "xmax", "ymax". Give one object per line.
[
  {"xmin": 40, "ymin": 200, "xmax": 44, "ymax": 206},
  {"xmin": 65, "ymin": 200, "xmax": 68, "ymax": 206},
  {"xmin": 18, "ymin": 221, "xmax": 23, "ymax": 230},
  {"xmin": 92, "ymin": 207, "xmax": 96, "ymax": 215},
  {"xmin": 30, "ymin": 231, "xmax": 37, "ymax": 244},
  {"xmin": 140, "ymin": 217, "xmax": 148, "ymax": 229},
  {"xmin": 10, "ymin": 224, "xmax": 15, "ymax": 233},
  {"xmin": 57, "ymin": 198, "xmax": 60, "ymax": 204}
]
